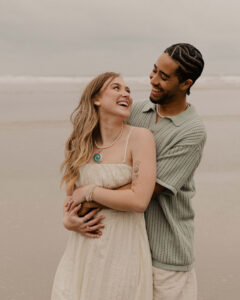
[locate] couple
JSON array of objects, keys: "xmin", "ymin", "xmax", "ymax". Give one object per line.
[{"xmin": 51, "ymin": 43, "xmax": 206, "ymax": 300}]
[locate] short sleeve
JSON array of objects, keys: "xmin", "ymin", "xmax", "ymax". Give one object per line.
[{"xmin": 156, "ymin": 142, "xmax": 205, "ymax": 195}]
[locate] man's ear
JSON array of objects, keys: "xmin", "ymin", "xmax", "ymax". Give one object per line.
[{"xmin": 180, "ymin": 79, "xmax": 193, "ymax": 92}]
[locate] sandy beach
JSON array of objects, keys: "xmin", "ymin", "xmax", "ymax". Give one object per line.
[{"xmin": 0, "ymin": 78, "xmax": 240, "ymax": 300}]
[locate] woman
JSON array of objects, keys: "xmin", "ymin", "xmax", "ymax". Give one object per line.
[{"xmin": 51, "ymin": 72, "xmax": 156, "ymax": 300}]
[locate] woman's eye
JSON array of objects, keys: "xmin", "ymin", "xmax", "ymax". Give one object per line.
[{"xmin": 113, "ymin": 86, "xmax": 119, "ymax": 90}]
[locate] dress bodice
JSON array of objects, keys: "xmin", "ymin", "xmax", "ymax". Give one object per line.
[{"xmin": 76, "ymin": 163, "xmax": 132, "ymax": 189}]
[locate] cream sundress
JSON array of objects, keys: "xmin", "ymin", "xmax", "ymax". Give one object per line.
[{"xmin": 51, "ymin": 129, "xmax": 153, "ymax": 300}]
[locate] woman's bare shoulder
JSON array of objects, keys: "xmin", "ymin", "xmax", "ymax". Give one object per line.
[
  {"xmin": 129, "ymin": 126, "xmax": 153, "ymax": 138},
  {"xmin": 128, "ymin": 126, "xmax": 154, "ymax": 145}
]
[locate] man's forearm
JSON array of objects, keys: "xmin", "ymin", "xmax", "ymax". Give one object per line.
[{"xmin": 116, "ymin": 183, "xmax": 163, "ymax": 195}]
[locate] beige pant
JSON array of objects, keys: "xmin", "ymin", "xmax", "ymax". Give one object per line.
[{"xmin": 152, "ymin": 266, "xmax": 197, "ymax": 300}]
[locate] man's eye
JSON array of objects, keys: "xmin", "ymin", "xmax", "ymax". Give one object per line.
[
  {"xmin": 161, "ymin": 75, "xmax": 167, "ymax": 81},
  {"xmin": 152, "ymin": 69, "xmax": 157, "ymax": 73}
]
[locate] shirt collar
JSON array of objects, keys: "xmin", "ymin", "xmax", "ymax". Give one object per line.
[
  {"xmin": 141, "ymin": 101, "xmax": 197, "ymax": 127},
  {"xmin": 142, "ymin": 101, "xmax": 156, "ymax": 113}
]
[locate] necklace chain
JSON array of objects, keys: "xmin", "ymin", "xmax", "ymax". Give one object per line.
[
  {"xmin": 156, "ymin": 105, "xmax": 168, "ymax": 118},
  {"xmin": 94, "ymin": 122, "xmax": 124, "ymax": 149}
]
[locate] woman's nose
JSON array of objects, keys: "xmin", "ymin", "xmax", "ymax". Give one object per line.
[{"xmin": 122, "ymin": 90, "xmax": 130, "ymax": 97}]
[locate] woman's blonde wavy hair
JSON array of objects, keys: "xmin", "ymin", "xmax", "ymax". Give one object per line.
[{"xmin": 61, "ymin": 72, "xmax": 120, "ymax": 194}]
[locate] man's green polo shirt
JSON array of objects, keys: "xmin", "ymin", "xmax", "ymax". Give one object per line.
[{"xmin": 128, "ymin": 100, "xmax": 206, "ymax": 271}]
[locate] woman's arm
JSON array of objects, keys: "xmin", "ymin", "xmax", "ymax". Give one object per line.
[
  {"xmin": 73, "ymin": 128, "xmax": 156, "ymax": 213},
  {"xmin": 63, "ymin": 190, "xmax": 105, "ymax": 237},
  {"xmin": 93, "ymin": 128, "xmax": 156, "ymax": 212}
]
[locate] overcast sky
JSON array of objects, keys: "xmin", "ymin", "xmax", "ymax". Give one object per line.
[{"xmin": 0, "ymin": 0, "xmax": 239, "ymax": 76}]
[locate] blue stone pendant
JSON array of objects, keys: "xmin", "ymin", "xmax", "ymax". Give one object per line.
[{"xmin": 93, "ymin": 153, "xmax": 102, "ymax": 163}]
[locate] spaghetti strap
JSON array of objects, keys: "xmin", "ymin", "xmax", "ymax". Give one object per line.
[{"xmin": 122, "ymin": 127, "xmax": 134, "ymax": 163}]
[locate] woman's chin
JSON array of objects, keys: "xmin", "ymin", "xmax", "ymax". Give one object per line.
[
  {"xmin": 121, "ymin": 111, "xmax": 131, "ymax": 119},
  {"xmin": 115, "ymin": 108, "xmax": 131, "ymax": 119}
]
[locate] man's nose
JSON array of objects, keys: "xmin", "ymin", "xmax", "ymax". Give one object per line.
[{"xmin": 150, "ymin": 73, "xmax": 158, "ymax": 86}]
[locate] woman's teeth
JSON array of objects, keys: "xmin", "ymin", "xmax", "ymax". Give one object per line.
[{"xmin": 118, "ymin": 102, "xmax": 128, "ymax": 107}]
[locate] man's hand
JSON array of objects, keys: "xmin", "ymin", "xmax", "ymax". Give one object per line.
[
  {"xmin": 78, "ymin": 201, "xmax": 106, "ymax": 217},
  {"xmin": 63, "ymin": 196, "xmax": 105, "ymax": 238}
]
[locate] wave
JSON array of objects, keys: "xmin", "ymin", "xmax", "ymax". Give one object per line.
[
  {"xmin": 1, "ymin": 114, "xmax": 239, "ymax": 128},
  {"xmin": 0, "ymin": 76, "xmax": 240, "ymax": 91}
]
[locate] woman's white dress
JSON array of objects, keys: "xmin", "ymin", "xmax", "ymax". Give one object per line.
[{"xmin": 51, "ymin": 163, "xmax": 153, "ymax": 300}]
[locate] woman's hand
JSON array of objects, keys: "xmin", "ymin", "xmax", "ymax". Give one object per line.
[
  {"xmin": 63, "ymin": 196, "xmax": 105, "ymax": 238},
  {"xmin": 70, "ymin": 185, "xmax": 91, "ymax": 206}
]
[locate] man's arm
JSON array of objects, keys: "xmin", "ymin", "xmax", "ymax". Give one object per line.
[
  {"xmin": 153, "ymin": 183, "xmax": 164, "ymax": 196},
  {"xmin": 155, "ymin": 132, "xmax": 206, "ymax": 195}
]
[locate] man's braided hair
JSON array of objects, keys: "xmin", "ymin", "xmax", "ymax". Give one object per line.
[{"xmin": 164, "ymin": 43, "xmax": 204, "ymax": 95}]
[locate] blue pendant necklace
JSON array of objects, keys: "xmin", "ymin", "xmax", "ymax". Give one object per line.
[
  {"xmin": 93, "ymin": 152, "xmax": 103, "ymax": 163},
  {"xmin": 93, "ymin": 123, "xmax": 124, "ymax": 163}
]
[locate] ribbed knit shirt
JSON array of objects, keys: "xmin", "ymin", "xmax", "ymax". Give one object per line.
[{"xmin": 128, "ymin": 100, "xmax": 206, "ymax": 271}]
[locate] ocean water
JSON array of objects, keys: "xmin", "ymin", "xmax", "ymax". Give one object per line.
[
  {"xmin": 0, "ymin": 75, "xmax": 240, "ymax": 122},
  {"xmin": 0, "ymin": 77, "xmax": 240, "ymax": 300}
]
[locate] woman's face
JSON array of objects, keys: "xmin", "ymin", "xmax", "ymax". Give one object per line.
[{"xmin": 94, "ymin": 76, "xmax": 132, "ymax": 119}]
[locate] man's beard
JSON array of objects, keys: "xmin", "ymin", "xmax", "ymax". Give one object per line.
[{"xmin": 149, "ymin": 93, "xmax": 173, "ymax": 105}]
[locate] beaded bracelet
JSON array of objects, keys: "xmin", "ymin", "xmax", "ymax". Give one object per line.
[{"xmin": 86, "ymin": 184, "xmax": 97, "ymax": 202}]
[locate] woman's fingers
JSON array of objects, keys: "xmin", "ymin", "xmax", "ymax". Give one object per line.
[
  {"xmin": 82, "ymin": 232, "xmax": 102, "ymax": 238},
  {"xmin": 84, "ymin": 208, "xmax": 102, "ymax": 220},
  {"xmin": 71, "ymin": 203, "xmax": 82, "ymax": 215},
  {"xmin": 80, "ymin": 209, "xmax": 105, "ymax": 234},
  {"xmin": 65, "ymin": 196, "xmax": 73, "ymax": 212},
  {"xmin": 85, "ymin": 223, "xmax": 105, "ymax": 232},
  {"xmin": 69, "ymin": 200, "xmax": 82, "ymax": 211},
  {"xmin": 78, "ymin": 223, "xmax": 103, "ymax": 237},
  {"xmin": 83, "ymin": 215, "xmax": 105, "ymax": 227},
  {"xmin": 64, "ymin": 200, "xmax": 71, "ymax": 214},
  {"xmin": 64, "ymin": 204, "xmax": 105, "ymax": 238}
]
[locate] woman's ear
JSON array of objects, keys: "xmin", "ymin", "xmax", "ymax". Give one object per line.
[
  {"xmin": 93, "ymin": 96, "xmax": 101, "ymax": 106},
  {"xmin": 94, "ymin": 100, "xmax": 100, "ymax": 106}
]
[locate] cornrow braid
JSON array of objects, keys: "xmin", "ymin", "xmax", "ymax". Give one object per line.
[{"xmin": 164, "ymin": 43, "xmax": 204, "ymax": 95}]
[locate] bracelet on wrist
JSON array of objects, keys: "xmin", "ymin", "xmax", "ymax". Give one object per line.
[{"xmin": 86, "ymin": 184, "xmax": 97, "ymax": 202}]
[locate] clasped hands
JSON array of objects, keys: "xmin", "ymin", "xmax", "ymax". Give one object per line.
[{"xmin": 63, "ymin": 185, "xmax": 105, "ymax": 238}]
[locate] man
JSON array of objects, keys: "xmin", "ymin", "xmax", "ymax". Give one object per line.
[
  {"xmin": 64, "ymin": 43, "xmax": 206, "ymax": 299},
  {"xmin": 127, "ymin": 43, "xmax": 206, "ymax": 299}
]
